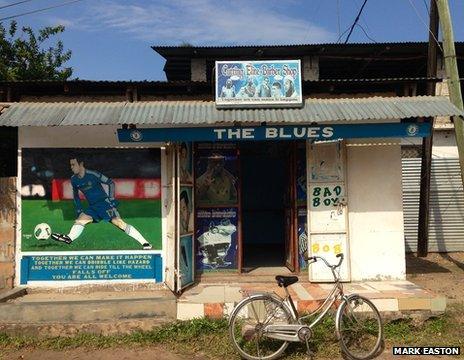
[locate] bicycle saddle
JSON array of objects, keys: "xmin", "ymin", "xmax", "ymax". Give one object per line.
[{"xmin": 275, "ymin": 275, "xmax": 299, "ymax": 288}]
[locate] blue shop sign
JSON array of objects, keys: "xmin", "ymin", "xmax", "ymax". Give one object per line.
[{"xmin": 118, "ymin": 123, "xmax": 431, "ymax": 143}]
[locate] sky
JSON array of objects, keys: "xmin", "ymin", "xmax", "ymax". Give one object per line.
[{"xmin": 1, "ymin": 0, "xmax": 463, "ymax": 81}]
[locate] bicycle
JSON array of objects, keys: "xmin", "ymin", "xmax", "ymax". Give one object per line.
[{"xmin": 228, "ymin": 254, "xmax": 384, "ymax": 360}]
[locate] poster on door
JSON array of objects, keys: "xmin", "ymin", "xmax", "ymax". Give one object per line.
[
  {"xmin": 195, "ymin": 143, "xmax": 239, "ymax": 206},
  {"xmin": 297, "ymin": 207, "xmax": 308, "ymax": 270},
  {"xmin": 179, "ymin": 234, "xmax": 194, "ymax": 288},
  {"xmin": 195, "ymin": 207, "xmax": 238, "ymax": 270},
  {"xmin": 296, "ymin": 143, "xmax": 307, "ymax": 206}
]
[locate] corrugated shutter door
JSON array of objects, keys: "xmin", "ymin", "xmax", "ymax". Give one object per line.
[{"xmin": 402, "ymin": 157, "xmax": 464, "ymax": 252}]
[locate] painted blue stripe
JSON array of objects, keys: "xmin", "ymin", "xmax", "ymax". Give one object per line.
[{"xmin": 118, "ymin": 123, "xmax": 431, "ymax": 143}]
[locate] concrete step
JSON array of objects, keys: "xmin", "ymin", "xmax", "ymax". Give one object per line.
[{"xmin": 0, "ymin": 290, "xmax": 177, "ymax": 324}]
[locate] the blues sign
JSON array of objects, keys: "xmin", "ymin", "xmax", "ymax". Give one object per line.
[
  {"xmin": 215, "ymin": 60, "xmax": 303, "ymax": 108},
  {"xmin": 118, "ymin": 123, "xmax": 430, "ymax": 143}
]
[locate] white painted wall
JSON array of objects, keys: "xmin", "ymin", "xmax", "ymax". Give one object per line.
[
  {"xmin": 19, "ymin": 125, "xmax": 163, "ymax": 148},
  {"xmin": 346, "ymin": 140, "xmax": 406, "ymax": 280},
  {"xmin": 433, "ymin": 130, "xmax": 458, "ymax": 158}
]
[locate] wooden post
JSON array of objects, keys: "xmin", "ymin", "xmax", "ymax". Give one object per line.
[
  {"xmin": 417, "ymin": 0, "xmax": 439, "ymax": 257},
  {"xmin": 436, "ymin": 0, "xmax": 464, "ymax": 183}
]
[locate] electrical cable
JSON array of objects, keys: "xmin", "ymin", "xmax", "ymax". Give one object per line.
[
  {"xmin": 355, "ymin": 23, "xmax": 377, "ymax": 43},
  {"xmin": 0, "ymin": 0, "xmax": 84, "ymax": 21},
  {"xmin": 0, "ymin": 0, "xmax": 35, "ymax": 11},
  {"xmin": 344, "ymin": 0, "xmax": 368, "ymax": 44},
  {"xmin": 407, "ymin": 0, "xmax": 443, "ymax": 53}
]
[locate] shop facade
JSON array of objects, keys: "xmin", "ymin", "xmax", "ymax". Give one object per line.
[
  {"xmin": 2, "ymin": 94, "xmax": 460, "ymax": 293},
  {"xmin": 2, "ymin": 42, "xmax": 464, "ymax": 293}
]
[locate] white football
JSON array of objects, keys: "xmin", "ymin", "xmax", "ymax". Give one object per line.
[{"xmin": 34, "ymin": 223, "xmax": 51, "ymax": 240}]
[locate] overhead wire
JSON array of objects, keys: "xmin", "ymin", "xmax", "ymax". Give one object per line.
[
  {"xmin": 355, "ymin": 23, "xmax": 377, "ymax": 43},
  {"xmin": 0, "ymin": 0, "xmax": 84, "ymax": 22},
  {"xmin": 0, "ymin": 0, "xmax": 35, "ymax": 11},
  {"xmin": 344, "ymin": 0, "xmax": 368, "ymax": 44},
  {"xmin": 407, "ymin": 0, "xmax": 443, "ymax": 53}
]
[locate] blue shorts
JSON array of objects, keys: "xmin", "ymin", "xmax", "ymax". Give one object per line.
[{"xmin": 84, "ymin": 201, "xmax": 120, "ymax": 223}]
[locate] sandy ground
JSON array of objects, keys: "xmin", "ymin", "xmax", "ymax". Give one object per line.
[
  {"xmin": 0, "ymin": 347, "xmax": 208, "ymax": 360},
  {"xmin": 406, "ymin": 252, "xmax": 464, "ymax": 302}
]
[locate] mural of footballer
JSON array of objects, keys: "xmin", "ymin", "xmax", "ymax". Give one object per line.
[{"xmin": 51, "ymin": 155, "xmax": 153, "ymax": 250}]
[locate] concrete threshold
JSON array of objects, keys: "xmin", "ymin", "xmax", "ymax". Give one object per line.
[{"xmin": 177, "ymin": 280, "xmax": 446, "ymax": 320}]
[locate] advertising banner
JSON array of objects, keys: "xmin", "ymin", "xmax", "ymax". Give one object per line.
[
  {"xmin": 215, "ymin": 60, "xmax": 302, "ymax": 108},
  {"xmin": 195, "ymin": 207, "xmax": 238, "ymax": 270}
]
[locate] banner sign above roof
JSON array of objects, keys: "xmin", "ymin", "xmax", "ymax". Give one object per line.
[
  {"xmin": 118, "ymin": 123, "xmax": 431, "ymax": 143},
  {"xmin": 215, "ymin": 60, "xmax": 303, "ymax": 108}
]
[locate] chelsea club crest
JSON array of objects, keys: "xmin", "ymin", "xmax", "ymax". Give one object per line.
[
  {"xmin": 406, "ymin": 124, "xmax": 419, "ymax": 137},
  {"xmin": 130, "ymin": 130, "xmax": 143, "ymax": 142}
]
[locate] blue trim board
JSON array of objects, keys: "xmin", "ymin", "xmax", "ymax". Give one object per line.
[
  {"xmin": 20, "ymin": 254, "xmax": 163, "ymax": 283},
  {"xmin": 118, "ymin": 123, "xmax": 430, "ymax": 143}
]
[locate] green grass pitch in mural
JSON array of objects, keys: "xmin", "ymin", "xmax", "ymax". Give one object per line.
[{"xmin": 21, "ymin": 199, "xmax": 162, "ymax": 251}]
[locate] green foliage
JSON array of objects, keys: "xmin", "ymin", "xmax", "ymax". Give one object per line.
[{"xmin": 0, "ymin": 20, "xmax": 72, "ymax": 81}]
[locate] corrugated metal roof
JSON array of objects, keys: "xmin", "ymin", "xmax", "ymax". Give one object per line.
[{"xmin": 0, "ymin": 96, "xmax": 462, "ymax": 127}]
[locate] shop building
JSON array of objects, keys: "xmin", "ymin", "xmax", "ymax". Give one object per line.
[{"xmin": 0, "ymin": 42, "xmax": 463, "ymax": 294}]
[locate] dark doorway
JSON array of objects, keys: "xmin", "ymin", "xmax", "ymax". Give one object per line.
[{"xmin": 240, "ymin": 142, "xmax": 291, "ymax": 271}]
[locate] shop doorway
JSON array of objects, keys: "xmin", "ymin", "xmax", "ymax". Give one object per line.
[{"xmin": 240, "ymin": 142, "xmax": 295, "ymax": 272}]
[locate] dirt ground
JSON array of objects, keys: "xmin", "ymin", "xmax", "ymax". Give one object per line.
[
  {"xmin": 0, "ymin": 347, "xmax": 209, "ymax": 360},
  {"xmin": 406, "ymin": 252, "xmax": 464, "ymax": 302}
]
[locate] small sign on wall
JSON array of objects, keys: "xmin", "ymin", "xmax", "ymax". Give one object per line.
[{"xmin": 215, "ymin": 60, "xmax": 303, "ymax": 108}]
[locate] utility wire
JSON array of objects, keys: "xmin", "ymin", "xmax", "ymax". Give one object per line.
[
  {"xmin": 0, "ymin": 0, "xmax": 84, "ymax": 22},
  {"xmin": 356, "ymin": 23, "xmax": 377, "ymax": 43},
  {"xmin": 344, "ymin": 0, "xmax": 368, "ymax": 44},
  {"xmin": 0, "ymin": 0, "xmax": 35, "ymax": 11},
  {"xmin": 407, "ymin": 0, "xmax": 443, "ymax": 53},
  {"xmin": 336, "ymin": 0, "xmax": 341, "ymax": 39}
]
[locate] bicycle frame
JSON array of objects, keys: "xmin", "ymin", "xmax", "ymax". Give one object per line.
[{"xmin": 263, "ymin": 255, "xmax": 347, "ymax": 343}]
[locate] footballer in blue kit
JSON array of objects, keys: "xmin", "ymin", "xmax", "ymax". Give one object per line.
[{"xmin": 51, "ymin": 156, "xmax": 152, "ymax": 250}]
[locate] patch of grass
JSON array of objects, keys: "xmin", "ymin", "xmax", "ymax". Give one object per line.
[{"xmin": 1, "ymin": 308, "xmax": 464, "ymax": 359}]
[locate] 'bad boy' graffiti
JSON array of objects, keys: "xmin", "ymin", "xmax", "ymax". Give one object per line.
[{"xmin": 310, "ymin": 184, "xmax": 345, "ymax": 208}]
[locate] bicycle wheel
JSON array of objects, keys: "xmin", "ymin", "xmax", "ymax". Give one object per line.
[
  {"xmin": 229, "ymin": 294, "xmax": 294, "ymax": 360},
  {"xmin": 336, "ymin": 295, "xmax": 383, "ymax": 360}
]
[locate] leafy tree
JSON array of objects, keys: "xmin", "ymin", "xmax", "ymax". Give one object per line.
[{"xmin": 0, "ymin": 21, "xmax": 72, "ymax": 81}]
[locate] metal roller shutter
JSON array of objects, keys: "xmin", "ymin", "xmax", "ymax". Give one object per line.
[{"xmin": 402, "ymin": 156, "xmax": 464, "ymax": 252}]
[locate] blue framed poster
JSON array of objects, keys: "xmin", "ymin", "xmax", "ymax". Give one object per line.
[{"xmin": 215, "ymin": 60, "xmax": 303, "ymax": 108}]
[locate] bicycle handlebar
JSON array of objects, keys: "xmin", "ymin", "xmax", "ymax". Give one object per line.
[{"xmin": 304, "ymin": 253, "xmax": 344, "ymax": 269}]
